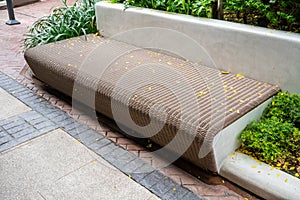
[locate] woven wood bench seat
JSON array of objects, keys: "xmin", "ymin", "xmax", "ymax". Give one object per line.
[{"xmin": 24, "ymin": 34, "xmax": 279, "ymax": 171}]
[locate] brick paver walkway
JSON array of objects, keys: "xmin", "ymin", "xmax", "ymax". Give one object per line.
[{"xmin": 0, "ymin": 1, "xmax": 260, "ymax": 199}]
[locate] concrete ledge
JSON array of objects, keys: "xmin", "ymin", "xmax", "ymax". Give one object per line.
[
  {"xmin": 96, "ymin": 1, "xmax": 300, "ymax": 93},
  {"xmin": 0, "ymin": 0, "xmax": 39, "ymax": 9},
  {"xmin": 0, "ymin": 1, "xmax": 6, "ymax": 9},
  {"xmin": 213, "ymin": 99, "xmax": 272, "ymax": 172},
  {"xmin": 220, "ymin": 152, "xmax": 300, "ymax": 200}
]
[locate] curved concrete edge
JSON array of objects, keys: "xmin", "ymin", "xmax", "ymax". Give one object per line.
[
  {"xmin": 220, "ymin": 152, "xmax": 300, "ymax": 200},
  {"xmin": 95, "ymin": 1, "xmax": 300, "ymax": 93},
  {"xmin": 213, "ymin": 99, "xmax": 272, "ymax": 172},
  {"xmin": 0, "ymin": 1, "xmax": 6, "ymax": 9}
]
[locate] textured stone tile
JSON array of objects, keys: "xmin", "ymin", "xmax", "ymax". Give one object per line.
[{"xmin": 0, "ymin": 87, "xmax": 31, "ymax": 120}]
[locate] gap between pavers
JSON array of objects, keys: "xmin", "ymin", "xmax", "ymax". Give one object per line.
[{"xmin": 0, "ymin": 128, "xmax": 160, "ymax": 200}]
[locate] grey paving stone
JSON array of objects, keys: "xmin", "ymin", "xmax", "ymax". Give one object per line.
[
  {"xmin": 0, "ymin": 75, "xmax": 10, "ymax": 82},
  {"xmin": 95, "ymin": 142, "xmax": 117, "ymax": 156},
  {"xmin": 74, "ymin": 125, "xmax": 90, "ymax": 134},
  {"xmin": 77, "ymin": 130, "xmax": 104, "ymax": 146},
  {"xmin": 19, "ymin": 111, "xmax": 43, "ymax": 121},
  {"xmin": 67, "ymin": 124, "xmax": 90, "ymax": 136},
  {"xmin": 7, "ymin": 123, "xmax": 31, "ymax": 135},
  {"xmin": 0, "ymin": 131, "xmax": 7, "ymax": 138},
  {"xmin": 0, "ymin": 136, "xmax": 11, "ymax": 145},
  {"xmin": 139, "ymin": 171, "xmax": 166, "ymax": 189},
  {"xmin": 44, "ymin": 111, "xmax": 64, "ymax": 119},
  {"xmin": 16, "ymin": 131, "xmax": 44, "ymax": 144},
  {"xmin": 38, "ymin": 126, "xmax": 57, "ymax": 134},
  {"xmin": 12, "ymin": 126, "xmax": 37, "ymax": 139},
  {"xmin": 88, "ymin": 138, "xmax": 111, "ymax": 151},
  {"xmin": 27, "ymin": 117, "xmax": 47, "ymax": 126},
  {"xmin": 162, "ymin": 186, "xmax": 189, "ymax": 200},
  {"xmin": 2, "ymin": 119, "xmax": 24, "ymax": 130},
  {"xmin": 150, "ymin": 177, "xmax": 179, "ymax": 198},
  {"xmin": 64, "ymin": 125, "xmax": 78, "ymax": 135},
  {"xmin": 0, "ymin": 140, "xmax": 18, "ymax": 152},
  {"xmin": 21, "ymin": 93, "xmax": 38, "ymax": 101},
  {"xmin": 7, "ymin": 86, "xmax": 25, "ymax": 93},
  {"xmin": 130, "ymin": 171, "xmax": 151, "ymax": 182},
  {"xmin": 11, "ymin": 126, "xmax": 37, "ymax": 139},
  {"xmin": 115, "ymin": 151, "xmax": 138, "ymax": 169},
  {"xmin": 0, "ymin": 80, "xmax": 16, "ymax": 88},
  {"xmin": 14, "ymin": 90, "xmax": 32, "ymax": 98},
  {"xmin": 102, "ymin": 147, "xmax": 129, "ymax": 169},
  {"xmin": 181, "ymin": 191, "xmax": 202, "ymax": 200},
  {"xmin": 59, "ymin": 117, "xmax": 77, "ymax": 127},
  {"xmin": 33, "ymin": 121, "xmax": 56, "ymax": 130},
  {"xmin": 36, "ymin": 106, "xmax": 59, "ymax": 115},
  {"xmin": 51, "ymin": 114, "xmax": 69, "ymax": 123},
  {"xmin": 122, "ymin": 157, "xmax": 148, "ymax": 173}
]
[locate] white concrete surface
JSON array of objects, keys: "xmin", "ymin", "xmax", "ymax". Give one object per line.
[
  {"xmin": 213, "ymin": 99, "xmax": 272, "ymax": 172},
  {"xmin": 0, "ymin": 129, "xmax": 160, "ymax": 200},
  {"xmin": 96, "ymin": 1, "xmax": 300, "ymax": 93},
  {"xmin": 0, "ymin": 87, "xmax": 31, "ymax": 120},
  {"xmin": 220, "ymin": 152, "xmax": 300, "ymax": 200}
]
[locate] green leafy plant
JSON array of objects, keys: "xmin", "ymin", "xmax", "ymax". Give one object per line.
[
  {"xmin": 23, "ymin": 0, "xmax": 98, "ymax": 49},
  {"xmin": 112, "ymin": 0, "xmax": 300, "ymax": 32},
  {"xmin": 239, "ymin": 92, "xmax": 300, "ymax": 178},
  {"xmin": 113, "ymin": 0, "xmax": 216, "ymax": 18},
  {"xmin": 263, "ymin": 92, "xmax": 300, "ymax": 128},
  {"xmin": 224, "ymin": 0, "xmax": 300, "ymax": 32}
]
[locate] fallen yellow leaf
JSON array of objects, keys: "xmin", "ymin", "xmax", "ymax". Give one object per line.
[
  {"xmin": 197, "ymin": 91, "xmax": 208, "ymax": 97},
  {"xmin": 236, "ymin": 73, "xmax": 245, "ymax": 79},
  {"xmin": 289, "ymin": 166, "xmax": 295, "ymax": 170},
  {"xmin": 221, "ymin": 71, "xmax": 230, "ymax": 74}
]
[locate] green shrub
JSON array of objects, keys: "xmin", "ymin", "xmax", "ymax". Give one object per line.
[
  {"xmin": 263, "ymin": 92, "xmax": 300, "ymax": 128},
  {"xmin": 113, "ymin": 0, "xmax": 216, "ymax": 18},
  {"xmin": 240, "ymin": 117, "xmax": 299, "ymax": 162},
  {"xmin": 239, "ymin": 92, "xmax": 300, "ymax": 178},
  {"xmin": 112, "ymin": 0, "xmax": 300, "ymax": 32},
  {"xmin": 224, "ymin": 0, "xmax": 300, "ymax": 32},
  {"xmin": 23, "ymin": 0, "xmax": 98, "ymax": 49}
]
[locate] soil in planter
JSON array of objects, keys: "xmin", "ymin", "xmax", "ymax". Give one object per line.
[{"xmin": 238, "ymin": 92, "xmax": 300, "ymax": 179}]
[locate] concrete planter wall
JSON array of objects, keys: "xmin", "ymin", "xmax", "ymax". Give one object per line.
[
  {"xmin": 96, "ymin": 1, "xmax": 300, "ymax": 93},
  {"xmin": 0, "ymin": 0, "xmax": 39, "ymax": 9}
]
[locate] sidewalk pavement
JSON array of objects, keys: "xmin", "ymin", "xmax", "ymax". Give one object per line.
[
  {"xmin": 0, "ymin": 129, "xmax": 159, "ymax": 200},
  {"xmin": 0, "ymin": 72, "xmax": 202, "ymax": 199}
]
